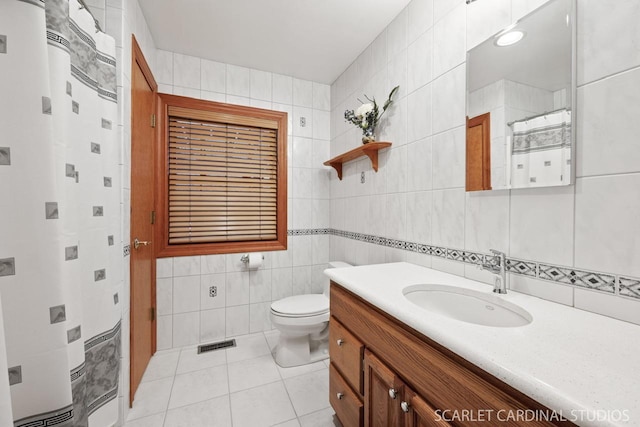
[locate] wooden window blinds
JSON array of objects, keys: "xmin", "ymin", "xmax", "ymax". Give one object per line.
[{"xmin": 157, "ymin": 95, "xmax": 287, "ymax": 257}]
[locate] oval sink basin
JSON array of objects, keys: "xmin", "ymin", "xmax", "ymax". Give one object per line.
[{"xmin": 403, "ymin": 284, "xmax": 532, "ymax": 328}]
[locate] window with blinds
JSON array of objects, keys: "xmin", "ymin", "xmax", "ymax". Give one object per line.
[{"xmin": 157, "ymin": 95, "xmax": 287, "ymax": 257}]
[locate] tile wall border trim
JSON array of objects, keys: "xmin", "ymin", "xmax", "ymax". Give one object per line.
[
  {"xmin": 151, "ymin": 228, "xmax": 639, "ymax": 301},
  {"xmin": 286, "ymin": 228, "xmax": 638, "ymax": 301}
]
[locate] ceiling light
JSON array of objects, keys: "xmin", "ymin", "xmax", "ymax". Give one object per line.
[{"xmin": 494, "ymin": 30, "xmax": 525, "ymax": 47}]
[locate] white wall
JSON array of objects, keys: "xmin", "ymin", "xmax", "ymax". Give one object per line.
[
  {"xmin": 149, "ymin": 50, "xmax": 332, "ymax": 350},
  {"xmin": 100, "ymin": 0, "xmax": 333, "ymax": 422},
  {"xmin": 100, "ymin": 0, "xmax": 156, "ymax": 423},
  {"xmin": 95, "ymin": 0, "xmax": 640, "ymax": 423},
  {"xmin": 329, "ymin": 0, "xmax": 640, "ymax": 325}
]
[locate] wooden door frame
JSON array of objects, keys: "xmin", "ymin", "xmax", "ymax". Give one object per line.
[
  {"xmin": 466, "ymin": 113, "xmax": 492, "ymax": 191},
  {"xmin": 130, "ymin": 35, "xmax": 158, "ymax": 406}
]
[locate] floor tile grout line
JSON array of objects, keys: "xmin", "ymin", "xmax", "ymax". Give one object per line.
[
  {"xmin": 126, "ymin": 408, "xmax": 167, "ymax": 424},
  {"xmin": 225, "ymin": 343, "xmax": 233, "ymax": 427},
  {"xmin": 162, "ymin": 369, "xmax": 231, "ymax": 413},
  {"xmin": 161, "ymin": 353, "xmax": 179, "ymax": 427},
  {"xmin": 127, "ymin": 376, "xmax": 331, "ymax": 425},
  {"xmin": 128, "ymin": 331, "xmax": 334, "ymax": 426},
  {"xmin": 159, "ymin": 348, "xmax": 183, "ymax": 427},
  {"xmin": 280, "ymin": 372, "xmax": 301, "ymax": 420}
]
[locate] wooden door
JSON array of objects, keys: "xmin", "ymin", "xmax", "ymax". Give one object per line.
[
  {"xmin": 466, "ymin": 113, "xmax": 491, "ymax": 191},
  {"xmin": 130, "ymin": 36, "xmax": 157, "ymax": 404},
  {"xmin": 402, "ymin": 388, "xmax": 451, "ymax": 427},
  {"xmin": 364, "ymin": 350, "xmax": 404, "ymax": 427}
]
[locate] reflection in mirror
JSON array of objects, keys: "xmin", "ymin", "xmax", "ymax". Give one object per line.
[{"xmin": 466, "ymin": 0, "xmax": 575, "ymax": 191}]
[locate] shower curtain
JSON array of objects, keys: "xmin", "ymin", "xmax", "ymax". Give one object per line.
[
  {"xmin": 0, "ymin": 1, "xmax": 121, "ymax": 426},
  {"xmin": 510, "ymin": 109, "xmax": 572, "ymax": 188}
]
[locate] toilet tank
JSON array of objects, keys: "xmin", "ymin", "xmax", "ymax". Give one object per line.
[
  {"xmin": 323, "ymin": 261, "xmax": 352, "ymax": 296},
  {"xmin": 328, "ymin": 261, "xmax": 352, "ymax": 269}
]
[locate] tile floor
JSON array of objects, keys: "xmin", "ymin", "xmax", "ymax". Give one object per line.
[{"xmin": 124, "ymin": 330, "xmax": 342, "ymax": 427}]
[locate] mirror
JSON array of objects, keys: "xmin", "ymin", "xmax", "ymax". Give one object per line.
[{"xmin": 466, "ymin": 0, "xmax": 575, "ymax": 191}]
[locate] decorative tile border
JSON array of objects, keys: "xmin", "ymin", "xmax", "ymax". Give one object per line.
[
  {"xmin": 506, "ymin": 258, "xmax": 537, "ymax": 277},
  {"xmin": 13, "ymin": 403, "xmax": 74, "ymax": 427},
  {"xmin": 319, "ymin": 228, "xmax": 638, "ymax": 300},
  {"xmin": 149, "ymin": 228, "xmax": 636, "ymax": 300},
  {"xmin": 287, "ymin": 228, "xmax": 331, "ymax": 236},
  {"xmin": 538, "ymin": 264, "xmax": 615, "ymax": 293},
  {"xmin": 619, "ymin": 277, "xmax": 640, "ymax": 299}
]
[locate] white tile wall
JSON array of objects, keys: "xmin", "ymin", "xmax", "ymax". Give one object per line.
[
  {"xmin": 464, "ymin": 190, "xmax": 510, "ymax": 254},
  {"xmin": 509, "ymin": 275, "xmax": 574, "ymax": 306},
  {"xmin": 201, "ymin": 59, "xmax": 226, "ymax": 94},
  {"xmin": 407, "ymin": 0, "xmax": 434, "ymax": 44},
  {"xmin": 576, "ymin": 0, "xmax": 640, "ymax": 86},
  {"xmin": 433, "ymin": 4, "xmax": 466, "ymax": 78},
  {"xmin": 329, "ymin": 0, "xmax": 640, "ymax": 325},
  {"xmin": 574, "ymin": 288, "xmax": 640, "ymax": 325},
  {"xmin": 431, "ymin": 126, "xmax": 465, "ymax": 189},
  {"xmin": 149, "ymin": 50, "xmax": 331, "ymax": 349},
  {"xmin": 465, "ymin": 0, "xmax": 511, "ymax": 50},
  {"xmin": 105, "ymin": 0, "xmax": 158, "ymax": 422},
  {"xmin": 293, "ymin": 79, "xmax": 313, "ymax": 108},
  {"xmin": 107, "ymin": 0, "xmax": 640, "ymax": 422},
  {"xmin": 172, "ymin": 276, "xmax": 200, "ymax": 314},
  {"xmin": 576, "ymin": 67, "xmax": 640, "ymax": 177},
  {"xmin": 250, "ymin": 69, "xmax": 272, "ymax": 101},
  {"xmin": 173, "ymin": 53, "xmax": 200, "ymax": 89},
  {"xmin": 509, "ymin": 186, "xmax": 574, "ymax": 266},
  {"xmin": 407, "ymin": 30, "xmax": 433, "ymax": 94},
  {"xmin": 574, "ymin": 174, "xmax": 640, "ymax": 277}
]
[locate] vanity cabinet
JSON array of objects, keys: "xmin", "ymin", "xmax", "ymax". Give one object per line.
[
  {"xmin": 329, "ymin": 282, "xmax": 574, "ymax": 427},
  {"xmin": 329, "ymin": 317, "xmax": 364, "ymax": 426},
  {"xmin": 364, "ymin": 349, "xmax": 449, "ymax": 427}
]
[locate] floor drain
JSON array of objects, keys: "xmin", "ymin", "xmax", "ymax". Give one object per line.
[{"xmin": 197, "ymin": 339, "xmax": 236, "ymax": 354}]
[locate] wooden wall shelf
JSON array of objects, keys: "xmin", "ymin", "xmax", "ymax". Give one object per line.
[{"xmin": 323, "ymin": 142, "xmax": 392, "ymax": 180}]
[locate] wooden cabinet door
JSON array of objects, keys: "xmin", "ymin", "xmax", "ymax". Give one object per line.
[
  {"xmin": 330, "ymin": 364, "xmax": 363, "ymax": 427},
  {"xmin": 402, "ymin": 388, "xmax": 451, "ymax": 427},
  {"xmin": 364, "ymin": 350, "xmax": 404, "ymax": 427},
  {"xmin": 330, "ymin": 316, "xmax": 364, "ymax": 395}
]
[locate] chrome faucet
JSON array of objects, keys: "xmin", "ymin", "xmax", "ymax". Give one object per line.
[{"xmin": 481, "ymin": 249, "xmax": 507, "ymax": 294}]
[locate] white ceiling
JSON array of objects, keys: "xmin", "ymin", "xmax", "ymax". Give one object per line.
[
  {"xmin": 467, "ymin": 0, "xmax": 572, "ymax": 93},
  {"xmin": 138, "ymin": 0, "xmax": 412, "ymax": 84}
]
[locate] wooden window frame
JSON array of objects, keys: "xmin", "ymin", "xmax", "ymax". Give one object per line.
[{"xmin": 155, "ymin": 94, "xmax": 287, "ymax": 257}]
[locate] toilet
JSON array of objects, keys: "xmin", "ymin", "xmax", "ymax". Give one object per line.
[{"xmin": 270, "ymin": 261, "xmax": 352, "ymax": 367}]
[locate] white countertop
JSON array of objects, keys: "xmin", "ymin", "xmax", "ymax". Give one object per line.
[{"xmin": 325, "ymin": 262, "xmax": 640, "ymax": 427}]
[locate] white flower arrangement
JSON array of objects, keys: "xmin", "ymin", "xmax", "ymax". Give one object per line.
[{"xmin": 344, "ymin": 85, "xmax": 399, "ymax": 143}]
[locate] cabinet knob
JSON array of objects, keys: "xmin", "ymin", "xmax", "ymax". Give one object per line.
[
  {"xmin": 336, "ymin": 392, "xmax": 344, "ymax": 400},
  {"xmin": 400, "ymin": 401, "xmax": 410, "ymax": 413},
  {"xmin": 388, "ymin": 388, "xmax": 397, "ymax": 399},
  {"xmin": 336, "ymin": 339, "xmax": 344, "ymax": 346}
]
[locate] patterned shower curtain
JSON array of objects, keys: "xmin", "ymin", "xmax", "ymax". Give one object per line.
[
  {"xmin": 510, "ymin": 109, "xmax": 572, "ymax": 188},
  {"xmin": 0, "ymin": 1, "xmax": 121, "ymax": 426}
]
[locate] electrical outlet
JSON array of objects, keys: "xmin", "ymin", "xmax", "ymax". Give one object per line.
[
  {"xmin": 209, "ymin": 286, "xmax": 217, "ymax": 297},
  {"xmin": 299, "ymin": 117, "xmax": 306, "ymax": 127},
  {"xmin": 361, "ymin": 171, "xmax": 365, "ymax": 183}
]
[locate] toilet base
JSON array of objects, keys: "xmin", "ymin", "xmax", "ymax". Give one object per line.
[{"xmin": 273, "ymin": 333, "xmax": 329, "ymax": 368}]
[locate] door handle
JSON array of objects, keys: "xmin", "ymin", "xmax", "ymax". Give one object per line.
[{"xmin": 133, "ymin": 238, "xmax": 152, "ymax": 250}]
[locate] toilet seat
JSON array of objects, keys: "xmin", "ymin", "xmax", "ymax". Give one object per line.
[{"xmin": 270, "ymin": 294, "xmax": 329, "ymax": 318}]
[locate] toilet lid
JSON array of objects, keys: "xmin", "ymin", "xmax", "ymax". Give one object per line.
[{"xmin": 271, "ymin": 294, "xmax": 329, "ymax": 317}]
